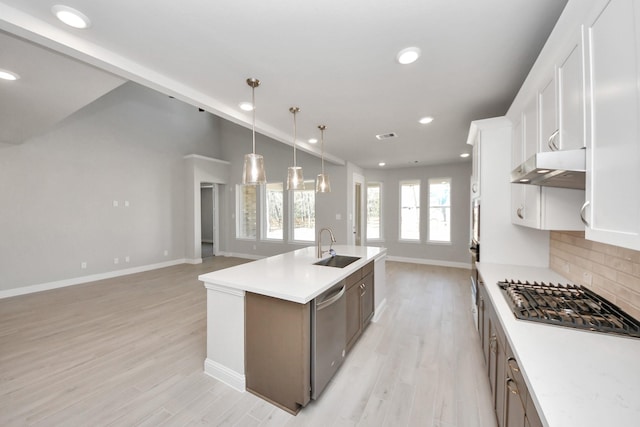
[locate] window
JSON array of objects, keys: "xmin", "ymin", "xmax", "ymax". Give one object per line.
[
  {"xmin": 429, "ymin": 178, "xmax": 451, "ymax": 242},
  {"xmin": 367, "ymin": 182, "xmax": 382, "ymax": 240},
  {"xmin": 291, "ymin": 180, "xmax": 315, "ymax": 242},
  {"xmin": 263, "ymin": 182, "xmax": 284, "ymax": 240},
  {"xmin": 236, "ymin": 184, "xmax": 257, "ymax": 239},
  {"xmin": 400, "ymin": 180, "xmax": 420, "ymax": 240}
]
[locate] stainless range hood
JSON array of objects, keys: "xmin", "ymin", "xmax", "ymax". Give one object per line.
[{"xmin": 511, "ymin": 148, "xmax": 585, "ymax": 190}]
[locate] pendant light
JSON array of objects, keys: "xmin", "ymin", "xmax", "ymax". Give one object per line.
[
  {"xmin": 242, "ymin": 78, "xmax": 267, "ymax": 185},
  {"xmin": 287, "ymin": 107, "xmax": 304, "ymax": 190},
  {"xmin": 316, "ymin": 125, "xmax": 331, "ymax": 193}
]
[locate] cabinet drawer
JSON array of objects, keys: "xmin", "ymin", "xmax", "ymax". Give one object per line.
[
  {"xmin": 362, "ymin": 261, "xmax": 374, "ymax": 278},
  {"xmin": 345, "ymin": 270, "xmax": 362, "ymax": 289},
  {"xmin": 506, "ymin": 345, "xmax": 528, "ymax": 408}
]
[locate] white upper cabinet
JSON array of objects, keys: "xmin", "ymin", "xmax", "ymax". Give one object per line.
[
  {"xmin": 583, "ymin": 0, "xmax": 640, "ymax": 251},
  {"xmin": 557, "ymin": 30, "xmax": 587, "ymax": 151},
  {"xmin": 538, "ymin": 75, "xmax": 558, "ymax": 152}
]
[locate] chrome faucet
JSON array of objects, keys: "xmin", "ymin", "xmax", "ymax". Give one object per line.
[{"xmin": 317, "ymin": 227, "xmax": 336, "ymax": 258}]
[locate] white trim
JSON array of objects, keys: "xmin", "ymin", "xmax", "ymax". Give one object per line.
[
  {"xmin": 372, "ymin": 297, "xmax": 387, "ymax": 322},
  {"xmin": 183, "ymin": 154, "xmax": 231, "ymax": 164},
  {"xmin": 0, "ymin": 259, "xmax": 186, "ymax": 299},
  {"xmin": 204, "ymin": 358, "xmax": 246, "ymax": 392},
  {"xmin": 386, "ymin": 255, "xmax": 471, "ymax": 270},
  {"xmin": 217, "ymin": 251, "xmax": 264, "ymax": 260},
  {"xmin": 185, "ymin": 258, "xmax": 203, "ymax": 265}
]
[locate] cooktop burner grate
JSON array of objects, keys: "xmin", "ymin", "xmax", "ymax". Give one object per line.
[{"xmin": 498, "ymin": 280, "xmax": 640, "ymax": 339}]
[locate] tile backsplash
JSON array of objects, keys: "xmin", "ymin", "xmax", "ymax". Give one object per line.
[{"xmin": 550, "ymin": 231, "xmax": 640, "ymax": 321}]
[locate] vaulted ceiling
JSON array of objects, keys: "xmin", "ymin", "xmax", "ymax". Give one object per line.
[{"xmin": 0, "ymin": 0, "xmax": 567, "ymax": 167}]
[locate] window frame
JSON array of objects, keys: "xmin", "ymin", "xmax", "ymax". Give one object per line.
[
  {"xmin": 399, "ymin": 179, "xmax": 421, "ymax": 242},
  {"xmin": 261, "ymin": 181, "xmax": 284, "ymax": 242},
  {"xmin": 235, "ymin": 183, "xmax": 258, "ymax": 241},
  {"xmin": 288, "ymin": 180, "xmax": 316, "ymax": 243},
  {"xmin": 366, "ymin": 181, "xmax": 383, "ymax": 242},
  {"xmin": 427, "ymin": 177, "xmax": 452, "ymax": 244}
]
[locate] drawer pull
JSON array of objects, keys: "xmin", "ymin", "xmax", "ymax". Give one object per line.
[
  {"xmin": 507, "ymin": 357, "xmax": 520, "ymax": 373},
  {"xmin": 506, "ymin": 378, "xmax": 519, "ymax": 395}
]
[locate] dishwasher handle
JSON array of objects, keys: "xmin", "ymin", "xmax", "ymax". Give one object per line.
[{"xmin": 316, "ymin": 285, "xmax": 346, "ymax": 311}]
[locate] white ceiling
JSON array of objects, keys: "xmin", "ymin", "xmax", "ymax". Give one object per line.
[{"xmin": 0, "ymin": 0, "xmax": 567, "ymax": 167}]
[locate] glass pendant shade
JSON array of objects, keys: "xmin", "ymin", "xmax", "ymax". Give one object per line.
[
  {"xmin": 242, "ymin": 78, "xmax": 266, "ymax": 185},
  {"xmin": 316, "ymin": 173, "xmax": 331, "ymax": 193},
  {"xmin": 243, "ymin": 153, "xmax": 266, "ymax": 185},
  {"xmin": 287, "ymin": 166, "xmax": 305, "ymax": 190}
]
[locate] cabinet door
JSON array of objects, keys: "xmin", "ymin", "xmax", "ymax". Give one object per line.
[
  {"xmin": 558, "ymin": 31, "xmax": 586, "ymax": 150},
  {"xmin": 585, "ymin": 0, "xmax": 640, "ymax": 251},
  {"xmin": 346, "ymin": 283, "xmax": 361, "ymax": 351},
  {"xmin": 360, "ymin": 272, "xmax": 374, "ymax": 326},
  {"xmin": 471, "ymin": 132, "xmax": 481, "ymax": 197},
  {"xmin": 505, "ymin": 378, "xmax": 526, "ymax": 427},
  {"xmin": 538, "ymin": 75, "xmax": 558, "ymax": 153}
]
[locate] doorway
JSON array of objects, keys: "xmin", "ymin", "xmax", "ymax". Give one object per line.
[{"xmin": 200, "ymin": 183, "xmax": 217, "ymax": 258}]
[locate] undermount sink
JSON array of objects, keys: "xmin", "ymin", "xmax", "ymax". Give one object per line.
[{"xmin": 313, "ymin": 255, "xmax": 361, "ymax": 268}]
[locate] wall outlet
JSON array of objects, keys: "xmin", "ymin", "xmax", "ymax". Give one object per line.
[
  {"xmin": 164, "ymin": 250, "xmax": 168, "ymax": 256},
  {"xmin": 114, "ymin": 257, "xmax": 119, "ymax": 265},
  {"xmin": 124, "ymin": 200, "xmax": 130, "ymax": 207},
  {"xmin": 125, "ymin": 256, "xmax": 130, "ymax": 263},
  {"xmin": 81, "ymin": 262, "xmax": 87, "ymax": 269},
  {"xmin": 336, "ymin": 213, "xmax": 342, "ymax": 220},
  {"xmin": 113, "ymin": 200, "xmax": 119, "ymax": 207}
]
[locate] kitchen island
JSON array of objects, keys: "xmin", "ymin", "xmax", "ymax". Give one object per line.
[
  {"xmin": 477, "ymin": 263, "xmax": 640, "ymax": 427},
  {"xmin": 198, "ymin": 245, "xmax": 387, "ymax": 411}
]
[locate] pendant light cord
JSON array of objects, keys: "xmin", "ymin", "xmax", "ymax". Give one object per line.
[
  {"xmin": 251, "ymin": 84, "xmax": 256, "ymax": 154},
  {"xmin": 290, "ymin": 107, "xmax": 300, "ymax": 166},
  {"xmin": 319, "ymin": 125, "xmax": 326, "ymax": 174}
]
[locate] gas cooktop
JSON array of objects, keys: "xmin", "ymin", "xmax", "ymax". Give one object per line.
[{"xmin": 498, "ymin": 280, "xmax": 640, "ymax": 339}]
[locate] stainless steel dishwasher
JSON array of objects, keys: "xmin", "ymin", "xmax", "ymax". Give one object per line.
[{"xmin": 311, "ymin": 281, "xmax": 346, "ymax": 399}]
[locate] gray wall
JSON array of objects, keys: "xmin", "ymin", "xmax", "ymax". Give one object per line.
[
  {"xmin": 218, "ymin": 120, "xmax": 349, "ymax": 257},
  {"xmin": 363, "ymin": 162, "xmax": 472, "ymax": 266},
  {"xmin": 0, "ymin": 82, "xmax": 221, "ymax": 291},
  {"xmin": 0, "ymin": 80, "xmax": 472, "ymax": 294}
]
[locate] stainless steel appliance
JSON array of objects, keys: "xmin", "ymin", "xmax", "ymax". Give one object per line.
[
  {"xmin": 311, "ymin": 282, "xmax": 346, "ymax": 399},
  {"xmin": 511, "ymin": 148, "xmax": 585, "ymax": 189},
  {"xmin": 470, "ymin": 198, "xmax": 480, "ymax": 329},
  {"xmin": 498, "ymin": 280, "xmax": 640, "ymax": 338}
]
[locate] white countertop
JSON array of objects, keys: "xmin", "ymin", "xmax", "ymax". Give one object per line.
[
  {"xmin": 199, "ymin": 245, "xmax": 386, "ymax": 304},
  {"xmin": 477, "ymin": 262, "xmax": 640, "ymax": 427}
]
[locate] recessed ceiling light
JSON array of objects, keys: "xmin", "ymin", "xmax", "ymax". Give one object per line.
[
  {"xmin": 460, "ymin": 153, "xmax": 470, "ymax": 158},
  {"xmin": 239, "ymin": 102, "xmax": 254, "ymax": 111},
  {"xmin": 419, "ymin": 116, "xmax": 434, "ymax": 124},
  {"xmin": 0, "ymin": 69, "xmax": 19, "ymax": 81},
  {"xmin": 378, "ymin": 162, "xmax": 386, "ymax": 167},
  {"xmin": 308, "ymin": 138, "xmax": 318, "ymax": 144},
  {"xmin": 519, "ymin": 179, "xmax": 530, "ymax": 183},
  {"xmin": 396, "ymin": 47, "xmax": 421, "ymax": 65},
  {"xmin": 52, "ymin": 5, "xmax": 91, "ymax": 29}
]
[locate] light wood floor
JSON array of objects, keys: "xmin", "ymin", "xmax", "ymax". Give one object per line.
[{"xmin": 0, "ymin": 258, "xmax": 497, "ymax": 427}]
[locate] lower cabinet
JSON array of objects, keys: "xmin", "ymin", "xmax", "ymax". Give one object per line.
[
  {"xmin": 346, "ymin": 261, "xmax": 375, "ymax": 351},
  {"xmin": 478, "ymin": 278, "xmax": 543, "ymax": 427}
]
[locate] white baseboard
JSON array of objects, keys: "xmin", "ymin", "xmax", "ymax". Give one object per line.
[
  {"xmin": 185, "ymin": 258, "xmax": 203, "ymax": 265},
  {"xmin": 372, "ymin": 298, "xmax": 387, "ymax": 323},
  {"xmin": 386, "ymin": 255, "xmax": 471, "ymax": 270},
  {"xmin": 217, "ymin": 251, "xmax": 264, "ymax": 260},
  {"xmin": 0, "ymin": 259, "xmax": 187, "ymax": 299},
  {"xmin": 204, "ymin": 358, "xmax": 246, "ymax": 392}
]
